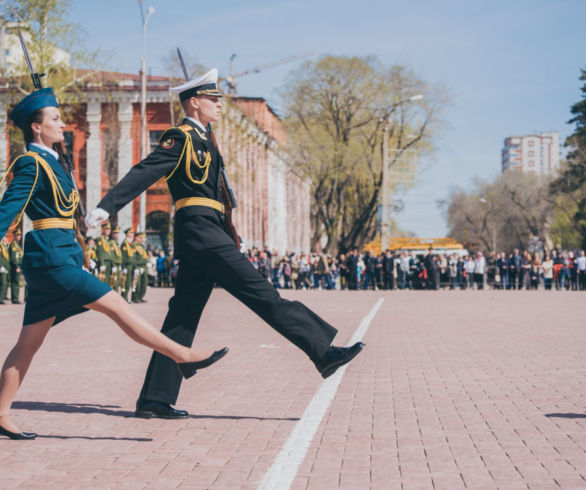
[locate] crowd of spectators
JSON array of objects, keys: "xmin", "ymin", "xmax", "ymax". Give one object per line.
[
  {"xmin": 143, "ymin": 243, "xmax": 586, "ymax": 291},
  {"xmin": 144, "ymin": 245, "xmax": 179, "ymax": 288},
  {"xmin": 241, "ymin": 247, "xmax": 586, "ymax": 291}
]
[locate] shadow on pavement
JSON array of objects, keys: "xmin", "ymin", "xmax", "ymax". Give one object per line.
[
  {"xmin": 13, "ymin": 401, "xmax": 300, "ymax": 422},
  {"xmin": 37, "ymin": 434, "xmax": 152, "ymax": 441},
  {"xmin": 190, "ymin": 414, "xmax": 300, "ymax": 421},
  {"xmin": 545, "ymin": 413, "xmax": 586, "ymax": 419},
  {"xmin": 13, "ymin": 401, "xmax": 134, "ymax": 418}
]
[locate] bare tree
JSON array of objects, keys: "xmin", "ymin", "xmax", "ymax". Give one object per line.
[
  {"xmin": 280, "ymin": 56, "xmax": 447, "ymax": 254},
  {"xmin": 446, "ymin": 171, "xmax": 557, "ymax": 253}
]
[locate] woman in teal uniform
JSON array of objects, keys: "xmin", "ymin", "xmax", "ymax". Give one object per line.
[{"xmin": 0, "ymin": 88, "xmax": 227, "ymax": 440}]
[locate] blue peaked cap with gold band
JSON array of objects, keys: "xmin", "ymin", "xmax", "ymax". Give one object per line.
[
  {"xmin": 9, "ymin": 87, "xmax": 58, "ymax": 130},
  {"xmin": 169, "ymin": 68, "xmax": 223, "ymax": 101}
]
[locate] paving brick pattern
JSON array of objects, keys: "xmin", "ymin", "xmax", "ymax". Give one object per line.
[{"xmin": 0, "ymin": 289, "xmax": 584, "ymax": 489}]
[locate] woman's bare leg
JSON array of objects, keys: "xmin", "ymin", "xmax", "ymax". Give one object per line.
[
  {"xmin": 0, "ymin": 317, "xmax": 55, "ymax": 433},
  {"xmin": 85, "ymin": 291, "xmax": 213, "ymax": 364}
]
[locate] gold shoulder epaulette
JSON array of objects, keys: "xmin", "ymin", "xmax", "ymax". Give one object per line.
[{"xmin": 176, "ymin": 123, "xmax": 206, "ymax": 140}]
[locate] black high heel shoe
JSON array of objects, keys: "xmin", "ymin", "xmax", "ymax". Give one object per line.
[
  {"xmin": 0, "ymin": 424, "xmax": 37, "ymax": 440},
  {"xmin": 177, "ymin": 347, "xmax": 229, "ymax": 379}
]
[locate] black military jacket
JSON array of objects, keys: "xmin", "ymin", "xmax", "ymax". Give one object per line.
[{"xmin": 98, "ymin": 118, "xmax": 234, "ymax": 258}]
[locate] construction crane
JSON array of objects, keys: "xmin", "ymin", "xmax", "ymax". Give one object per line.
[{"xmin": 224, "ymin": 51, "xmax": 313, "ymax": 94}]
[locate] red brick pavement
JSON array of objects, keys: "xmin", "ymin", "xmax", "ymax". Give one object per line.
[{"xmin": 0, "ymin": 289, "xmax": 584, "ymax": 489}]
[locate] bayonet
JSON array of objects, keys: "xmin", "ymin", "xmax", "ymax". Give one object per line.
[
  {"xmin": 16, "ymin": 29, "xmax": 85, "ymax": 216},
  {"xmin": 176, "ymin": 47, "xmax": 189, "ymax": 82},
  {"xmin": 18, "ymin": 29, "xmax": 44, "ymax": 89}
]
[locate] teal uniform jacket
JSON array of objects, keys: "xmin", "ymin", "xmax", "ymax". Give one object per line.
[
  {"xmin": 0, "ymin": 145, "xmax": 110, "ymax": 325},
  {"xmin": 0, "ymin": 146, "xmax": 82, "ymax": 267}
]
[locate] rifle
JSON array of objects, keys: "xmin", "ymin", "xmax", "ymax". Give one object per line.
[
  {"xmin": 17, "ymin": 29, "xmax": 91, "ymax": 269},
  {"xmin": 175, "ymin": 49, "xmax": 241, "ymax": 247}
]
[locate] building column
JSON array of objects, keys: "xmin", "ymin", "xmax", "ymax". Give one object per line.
[
  {"xmin": 85, "ymin": 101, "xmax": 102, "ymax": 238},
  {"xmin": 117, "ymin": 99, "xmax": 133, "ymax": 233}
]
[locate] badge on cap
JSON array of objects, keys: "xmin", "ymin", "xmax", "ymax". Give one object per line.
[{"xmin": 169, "ymin": 68, "xmax": 223, "ymax": 101}]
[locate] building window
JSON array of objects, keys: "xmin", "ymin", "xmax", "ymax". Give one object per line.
[
  {"xmin": 149, "ymin": 130, "xmax": 164, "ymax": 152},
  {"xmin": 528, "ymin": 150, "xmax": 534, "ymax": 157},
  {"xmin": 528, "ymin": 140, "xmax": 535, "ymax": 147},
  {"xmin": 528, "ymin": 160, "xmax": 534, "ymax": 167}
]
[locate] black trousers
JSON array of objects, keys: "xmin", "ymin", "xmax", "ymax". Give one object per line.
[{"xmin": 139, "ymin": 243, "xmax": 338, "ymax": 405}]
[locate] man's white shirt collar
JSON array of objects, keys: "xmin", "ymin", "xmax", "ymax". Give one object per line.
[
  {"xmin": 30, "ymin": 143, "xmax": 59, "ymax": 161},
  {"xmin": 186, "ymin": 117, "xmax": 207, "ymax": 133}
]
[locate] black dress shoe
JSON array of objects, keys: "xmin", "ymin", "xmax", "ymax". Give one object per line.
[
  {"xmin": 0, "ymin": 424, "xmax": 37, "ymax": 440},
  {"xmin": 315, "ymin": 342, "xmax": 365, "ymax": 379},
  {"xmin": 11, "ymin": 301, "xmax": 21, "ymax": 304},
  {"xmin": 177, "ymin": 347, "xmax": 229, "ymax": 379},
  {"xmin": 135, "ymin": 399, "xmax": 189, "ymax": 419}
]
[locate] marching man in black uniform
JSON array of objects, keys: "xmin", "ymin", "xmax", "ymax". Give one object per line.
[{"xmin": 86, "ymin": 68, "xmax": 364, "ymax": 419}]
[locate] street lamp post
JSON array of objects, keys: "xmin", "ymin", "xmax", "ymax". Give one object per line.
[
  {"xmin": 138, "ymin": 1, "xmax": 154, "ymax": 233},
  {"xmin": 380, "ymin": 94, "xmax": 423, "ymax": 250}
]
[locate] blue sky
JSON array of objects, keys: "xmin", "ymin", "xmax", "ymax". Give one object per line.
[{"xmin": 69, "ymin": 0, "xmax": 586, "ymax": 237}]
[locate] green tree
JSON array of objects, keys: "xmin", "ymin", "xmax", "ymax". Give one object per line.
[
  {"xmin": 1, "ymin": 0, "xmax": 98, "ymax": 94},
  {"xmin": 551, "ymin": 68, "xmax": 586, "ymax": 248},
  {"xmin": 280, "ymin": 55, "xmax": 447, "ymax": 254},
  {"xmin": 1, "ymin": 0, "xmax": 100, "ymax": 160}
]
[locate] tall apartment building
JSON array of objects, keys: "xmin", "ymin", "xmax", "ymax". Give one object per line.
[{"xmin": 501, "ymin": 132, "xmax": 560, "ymax": 175}]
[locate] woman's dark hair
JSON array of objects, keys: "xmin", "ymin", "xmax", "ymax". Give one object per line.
[{"xmin": 22, "ymin": 108, "xmax": 45, "ymax": 145}]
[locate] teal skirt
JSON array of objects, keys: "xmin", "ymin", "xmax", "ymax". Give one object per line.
[{"xmin": 22, "ymin": 264, "xmax": 111, "ymax": 326}]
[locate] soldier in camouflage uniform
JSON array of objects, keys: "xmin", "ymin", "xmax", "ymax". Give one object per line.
[
  {"xmin": 132, "ymin": 232, "xmax": 149, "ymax": 303},
  {"xmin": 96, "ymin": 222, "xmax": 113, "ymax": 285},
  {"xmin": 109, "ymin": 226, "xmax": 122, "ymax": 292},
  {"xmin": 9, "ymin": 229, "xmax": 23, "ymax": 304},
  {"xmin": 121, "ymin": 228, "xmax": 135, "ymax": 303},
  {"xmin": 0, "ymin": 236, "xmax": 9, "ymax": 304}
]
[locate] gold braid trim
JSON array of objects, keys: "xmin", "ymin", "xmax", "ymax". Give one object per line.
[
  {"xmin": 0, "ymin": 151, "xmax": 80, "ymax": 232},
  {"xmin": 0, "ymin": 153, "xmax": 41, "ymax": 230},
  {"xmin": 175, "ymin": 197, "xmax": 224, "ymax": 213},
  {"xmin": 23, "ymin": 152, "xmax": 79, "ymax": 218},
  {"xmin": 32, "ymin": 218, "xmax": 75, "ymax": 230},
  {"xmin": 99, "ymin": 236, "xmax": 110, "ymax": 253},
  {"xmin": 163, "ymin": 126, "xmax": 212, "ymax": 184},
  {"xmin": 123, "ymin": 241, "xmax": 135, "ymax": 257}
]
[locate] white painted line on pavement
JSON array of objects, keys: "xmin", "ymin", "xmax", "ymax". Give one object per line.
[{"xmin": 258, "ymin": 297, "xmax": 385, "ymax": 490}]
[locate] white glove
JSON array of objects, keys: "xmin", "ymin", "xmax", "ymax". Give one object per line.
[{"xmin": 85, "ymin": 208, "xmax": 110, "ymax": 229}]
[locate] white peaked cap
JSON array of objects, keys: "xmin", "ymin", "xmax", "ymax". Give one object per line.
[{"xmin": 169, "ymin": 68, "xmax": 223, "ymax": 100}]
